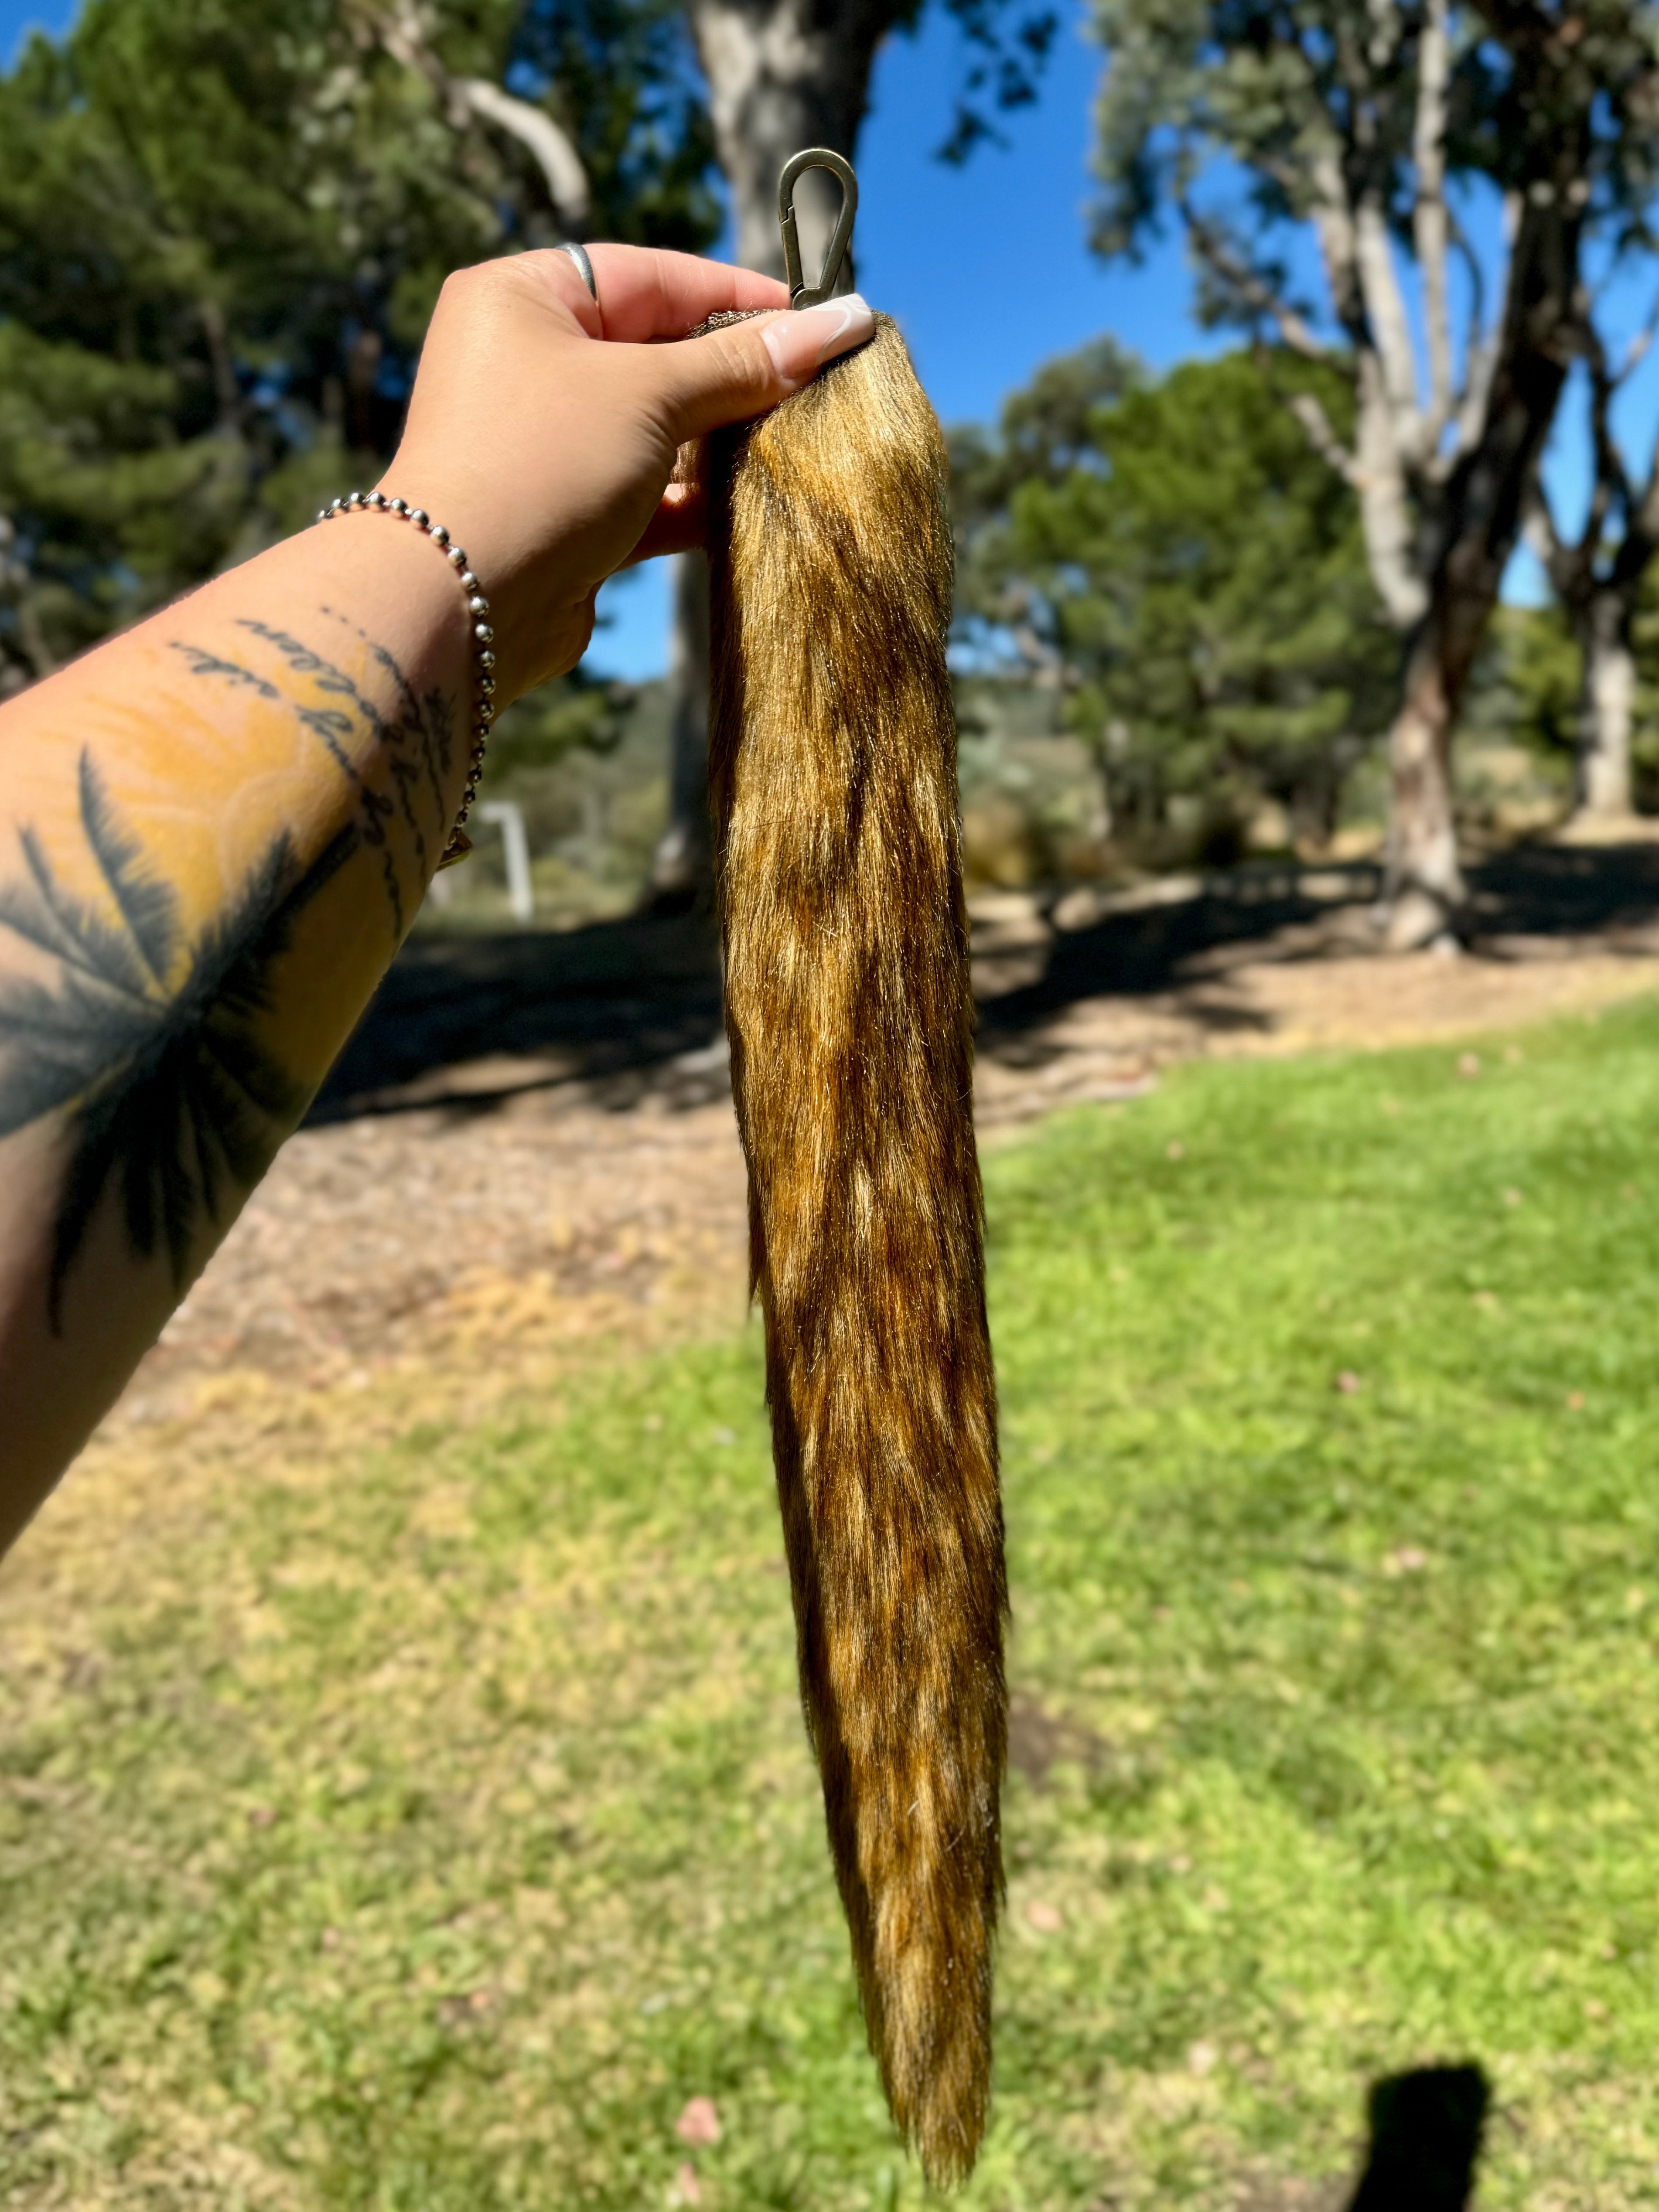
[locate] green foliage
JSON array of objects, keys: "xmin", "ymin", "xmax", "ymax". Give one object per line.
[
  {"xmin": 1468, "ymin": 604, "xmax": 1580, "ymax": 764},
  {"xmin": 949, "ymin": 335, "xmax": 1137, "ymax": 524},
  {"xmin": 509, "ymin": 0, "xmax": 719, "ymax": 253},
  {"xmin": 954, "ymin": 346, "xmax": 1395, "ymax": 845},
  {"xmin": 9, "ymin": 1004, "xmax": 1659, "ymax": 2202},
  {"xmin": 491, "ymin": 668, "xmax": 635, "ymax": 770},
  {"xmin": 0, "ymin": 0, "xmax": 715, "ymax": 689},
  {"xmin": 1469, "ymin": 582, "xmax": 1659, "ymax": 810}
]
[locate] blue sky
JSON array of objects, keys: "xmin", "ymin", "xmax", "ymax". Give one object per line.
[{"xmin": 8, "ymin": 0, "xmax": 1659, "ymax": 676}]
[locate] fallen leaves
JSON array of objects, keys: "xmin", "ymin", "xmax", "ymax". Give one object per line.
[
  {"xmin": 676, "ymin": 2096, "xmax": 721, "ymax": 2149},
  {"xmin": 1381, "ymin": 1546, "xmax": 1428, "ymax": 1577}
]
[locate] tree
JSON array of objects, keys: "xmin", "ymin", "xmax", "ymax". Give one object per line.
[
  {"xmin": 949, "ymin": 332, "xmax": 1136, "ymax": 683},
  {"xmin": 1495, "ymin": 563, "xmax": 1659, "ymax": 814},
  {"xmin": 1090, "ymin": 0, "xmax": 1659, "ymax": 944},
  {"xmin": 954, "ymin": 345, "xmax": 1396, "ymax": 848},
  {"xmin": 1527, "ymin": 298, "xmax": 1659, "ymax": 823},
  {"xmin": 0, "ymin": 0, "xmax": 716, "ymax": 711}
]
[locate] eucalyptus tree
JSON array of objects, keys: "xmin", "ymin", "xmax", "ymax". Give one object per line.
[
  {"xmin": 1090, "ymin": 0, "xmax": 1659, "ymax": 944},
  {"xmin": 1527, "ymin": 299, "xmax": 1659, "ymax": 823}
]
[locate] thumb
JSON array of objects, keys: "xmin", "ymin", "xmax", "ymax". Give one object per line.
[{"xmin": 657, "ymin": 295, "xmax": 876, "ymax": 443}]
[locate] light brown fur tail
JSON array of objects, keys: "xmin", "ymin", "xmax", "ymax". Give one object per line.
[{"xmin": 705, "ymin": 315, "xmax": 1007, "ymax": 2187}]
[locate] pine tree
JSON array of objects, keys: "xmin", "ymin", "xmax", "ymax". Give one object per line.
[
  {"xmin": 954, "ymin": 346, "xmax": 1396, "ymax": 849},
  {"xmin": 0, "ymin": 0, "xmax": 716, "ymax": 700}
]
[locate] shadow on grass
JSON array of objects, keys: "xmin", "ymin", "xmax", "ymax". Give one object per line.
[
  {"xmin": 1345, "ymin": 2064, "xmax": 1489, "ymax": 2212},
  {"xmin": 307, "ymin": 839, "xmax": 1659, "ymax": 1122}
]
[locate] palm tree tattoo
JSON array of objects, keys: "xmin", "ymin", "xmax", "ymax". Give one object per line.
[{"xmin": 0, "ymin": 750, "xmax": 356, "ymax": 1329}]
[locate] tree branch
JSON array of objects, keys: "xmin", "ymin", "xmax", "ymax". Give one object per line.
[
  {"xmin": 1413, "ymin": 0, "xmax": 1455, "ymax": 452},
  {"xmin": 1309, "ymin": 152, "xmax": 1365, "ymax": 337},
  {"xmin": 1583, "ymin": 318, "xmax": 1632, "ymax": 527},
  {"xmin": 1354, "ymin": 192, "xmax": 1424, "ymax": 460},
  {"xmin": 371, "ymin": 0, "xmax": 589, "ymax": 231},
  {"xmin": 1448, "ymin": 188, "xmax": 1521, "ymax": 464},
  {"xmin": 1620, "ymin": 439, "xmax": 1659, "ymax": 586},
  {"xmin": 1287, "ymin": 390, "xmax": 1362, "ymax": 484},
  {"xmin": 1614, "ymin": 279, "xmax": 1659, "ymax": 384},
  {"xmin": 1522, "ymin": 477, "xmax": 1577, "ymax": 600},
  {"xmin": 1300, "ymin": 150, "xmax": 1427, "ymax": 631},
  {"xmin": 14, "ymin": 597, "xmax": 57, "ymax": 682},
  {"xmin": 1608, "ymin": 289, "xmax": 1659, "ymax": 589},
  {"xmin": 198, "ymin": 300, "xmax": 241, "ymax": 433},
  {"xmin": 1447, "ymin": 204, "xmax": 1487, "ymax": 383},
  {"xmin": 458, "ymin": 78, "xmax": 589, "ymax": 231},
  {"xmin": 1575, "ymin": 307, "xmax": 1659, "ymax": 600},
  {"xmin": 1180, "ymin": 204, "xmax": 1330, "ymax": 360}
]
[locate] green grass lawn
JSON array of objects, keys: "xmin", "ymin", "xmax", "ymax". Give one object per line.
[{"xmin": 6, "ymin": 1001, "xmax": 1659, "ymax": 2209}]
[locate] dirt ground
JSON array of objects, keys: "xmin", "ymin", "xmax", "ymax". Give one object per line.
[{"xmin": 113, "ymin": 838, "xmax": 1659, "ymax": 1432}]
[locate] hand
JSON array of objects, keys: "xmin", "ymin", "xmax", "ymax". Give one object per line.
[{"xmin": 381, "ymin": 245, "xmax": 875, "ymax": 699}]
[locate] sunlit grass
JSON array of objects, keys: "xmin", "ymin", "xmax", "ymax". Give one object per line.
[{"xmin": 5, "ymin": 1001, "xmax": 1659, "ymax": 2207}]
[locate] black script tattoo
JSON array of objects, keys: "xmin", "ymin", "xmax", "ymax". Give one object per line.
[
  {"xmin": 169, "ymin": 620, "xmax": 456, "ymax": 937},
  {"xmin": 171, "ymin": 624, "xmax": 399, "ymax": 932},
  {"xmin": 252, "ymin": 619, "xmax": 453, "ymax": 910}
]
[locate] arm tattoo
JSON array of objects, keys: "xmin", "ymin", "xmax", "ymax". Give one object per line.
[
  {"xmin": 170, "ymin": 645, "xmax": 282, "ymax": 700},
  {"xmin": 0, "ymin": 752, "xmax": 356, "ymax": 1331},
  {"xmin": 170, "ymin": 617, "xmax": 457, "ymax": 935},
  {"xmin": 0, "ymin": 613, "xmax": 456, "ymax": 1326}
]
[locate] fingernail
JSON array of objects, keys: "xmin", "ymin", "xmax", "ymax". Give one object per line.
[{"xmin": 761, "ymin": 293, "xmax": 875, "ymax": 386}]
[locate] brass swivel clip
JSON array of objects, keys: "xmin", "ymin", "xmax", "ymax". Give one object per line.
[{"xmin": 778, "ymin": 148, "xmax": 858, "ymax": 309}]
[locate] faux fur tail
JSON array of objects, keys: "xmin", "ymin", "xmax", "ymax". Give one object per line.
[{"xmin": 706, "ymin": 315, "xmax": 1007, "ymax": 2187}]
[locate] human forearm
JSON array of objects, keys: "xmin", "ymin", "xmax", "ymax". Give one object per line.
[{"xmin": 0, "ymin": 521, "xmax": 469, "ymax": 1537}]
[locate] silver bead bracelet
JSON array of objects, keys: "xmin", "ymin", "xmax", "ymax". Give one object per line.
[{"xmin": 316, "ymin": 489, "xmax": 496, "ymax": 868}]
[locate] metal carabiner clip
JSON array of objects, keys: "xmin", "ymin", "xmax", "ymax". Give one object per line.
[{"xmin": 778, "ymin": 148, "xmax": 858, "ymax": 309}]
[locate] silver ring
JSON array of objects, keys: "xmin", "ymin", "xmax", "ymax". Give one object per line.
[{"xmin": 557, "ymin": 241, "xmax": 597, "ymax": 302}]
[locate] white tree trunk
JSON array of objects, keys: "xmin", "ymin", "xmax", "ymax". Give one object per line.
[
  {"xmin": 1300, "ymin": 123, "xmax": 1575, "ymax": 951},
  {"xmin": 1351, "ymin": 358, "xmax": 1430, "ymax": 633},
  {"xmin": 690, "ymin": 0, "xmax": 879, "ymax": 279},
  {"xmin": 1383, "ymin": 638, "xmax": 1466, "ymax": 950},
  {"xmin": 1574, "ymin": 596, "xmax": 1636, "ymax": 824}
]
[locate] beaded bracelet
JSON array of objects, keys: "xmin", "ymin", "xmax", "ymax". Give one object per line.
[{"xmin": 317, "ymin": 489, "xmax": 496, "ymax": 868}]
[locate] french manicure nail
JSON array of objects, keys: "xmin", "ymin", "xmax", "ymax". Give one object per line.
[{"xmin": 762, "ymin": 293, "xmax": 876, "ymax": 385}]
